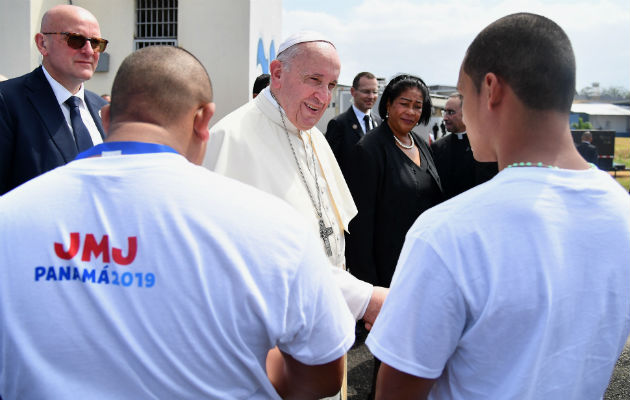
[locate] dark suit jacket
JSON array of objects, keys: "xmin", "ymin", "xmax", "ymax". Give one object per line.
[
  {"xmin": 431, "ymin": 132, "xmax": 498, "ymax": 200},
  {"xmin": 0, "ymin": 66, "xmax": 107, "ymax": 195},
  {"xmin": 345, "ymin": 122, "xmax": 443, "ymax": 287},
  {"xmin": 325, "ymin": 106, "xmax": 381, "ymax": 178},
  {"xmin": 576, "ymin": 141, "xmax": 599, "ymax": 165}
]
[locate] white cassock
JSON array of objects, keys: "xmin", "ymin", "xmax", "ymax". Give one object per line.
[{"xmin": 205, "ymin": 87, "xmax": 373, "ymax": 320}]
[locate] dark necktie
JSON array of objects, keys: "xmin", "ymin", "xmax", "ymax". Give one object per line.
[
  {"xmin": 363, "ymin": 114, "xmax": 371, "ymax": 133},
  {"xmin": 65, "ymin": 96, "xmax": 93, "ymax": 152}
]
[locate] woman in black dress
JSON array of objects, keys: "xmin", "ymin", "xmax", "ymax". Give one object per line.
[{"xmin": 346, "ymin": 74, "xmax": 443, "ymax": 287}]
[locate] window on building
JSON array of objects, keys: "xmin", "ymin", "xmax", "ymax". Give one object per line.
[{"xmin": 134, "ymin": 0, "xmax": 178, "ymax": 50}]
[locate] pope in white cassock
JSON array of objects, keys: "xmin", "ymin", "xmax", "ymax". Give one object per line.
[{"xmin": 205, "ymin": 32, "xmax": 388, "ymax": 399}]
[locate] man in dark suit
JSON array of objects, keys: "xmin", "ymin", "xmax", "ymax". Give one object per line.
[
  {"xmin": 325, "ymin": 71, "xmax": 381, "ymax": 177},
  {"xmin": 576, "ymin": 131, "xmax": 599, "ymax": 166},
  {"xmin": 0, "ymin": 4, "xmax": 108, "ymax": 195},
  {"xmin": 431, "ymin": 92, "xmax": 498, "ymax": 200}
]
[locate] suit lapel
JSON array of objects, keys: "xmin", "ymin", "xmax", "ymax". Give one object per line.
[
  {"xmin": 347, "ymin": 106, "xmax": 363, "ymax": 140},
  {"xmin": 85, "ymin": 92, "xmax": 106, "ymax": 139},
  {"xmin": 25, "ymin": 67, "xmax": 78, "ymax": 162},
  {"xmin": 371, "ymin": 113, "xmax": 380, "ymax": 128}
]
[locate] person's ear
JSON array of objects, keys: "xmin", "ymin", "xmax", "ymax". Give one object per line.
[
  {"xmin": 35, "ymin": 33, "xmax": 48, "ymax": 56},
  {"xmin": 484, "ymin": 72, "xmax": 504, "ymax": 109},
  {"xmin": 193, "ymin": 102, "xmax": 215, "ymax": 143},
  {"xmin": 100, "ymin": 104, "xmax": 111, "ymax": 135},
  {"xmin": 269, "ymin": 59, "xmax": 282, "ymax": 89}
]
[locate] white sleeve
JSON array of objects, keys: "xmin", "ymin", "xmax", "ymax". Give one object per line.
[
  {"xmin": 330, "ymin": 265, "xmax": 373, "ymax": 321},
  {"xmin": 366, "ymin": 235, "xmax": 466, "ymax": 379},
  {"xmin": 278, "ymin": 232, "xmax": 355, "ymax": 365}
]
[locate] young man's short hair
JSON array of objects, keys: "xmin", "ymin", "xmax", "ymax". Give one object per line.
[{"xmin": 462, "ymin": 13, "xmax": 576, "ymax": 113}]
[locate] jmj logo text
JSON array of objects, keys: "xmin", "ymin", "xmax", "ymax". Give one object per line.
[{"xmin": 55, "ymin": 233, "xmax": 137, "ymax": 265}]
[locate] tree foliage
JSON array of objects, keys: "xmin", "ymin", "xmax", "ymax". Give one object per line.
[
  {"xmin": 579, "ymin": 84, "xmax": 630, "ymax": 100},
  {"xmin": 571, "ymin": 117, "xmax": 593, "ymax": 130}
]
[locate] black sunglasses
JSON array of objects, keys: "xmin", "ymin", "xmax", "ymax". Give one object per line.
[{"xmin": 42, "ymin": 32, "xmax": 108, "ymax": 53}]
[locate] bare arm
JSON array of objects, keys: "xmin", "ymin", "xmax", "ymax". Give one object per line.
[
  {"xmin": 362, "ymin": 286, "xmax": 388, "ymax": 330},
  {"xmin": 375, "ymin": 362, "xmax": 436, "ymax": 400},
  {"xmin": 266, "ymin": 347, "xmax": 344, "ymax": 399},
  {"xmin": 329, "ymin": 266, "xmax": 373, "ymax": 320}
]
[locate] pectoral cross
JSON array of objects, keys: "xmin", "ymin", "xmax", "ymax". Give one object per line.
[{"xmin": 319, "ymin": 219, "xmax": 334, "ymax": 257}]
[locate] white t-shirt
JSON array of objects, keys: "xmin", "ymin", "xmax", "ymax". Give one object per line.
[
  {"xmin": 0, "ymin": 151, "xmax": 355, "ymax": 399},
  {"xmin": 367, "ymin": 166, "xmax": 630, "ymax": 399}
]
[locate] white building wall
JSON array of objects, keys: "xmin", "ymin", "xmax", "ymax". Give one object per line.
[
  {"xmin": 180, "ymin": 0, "xmax": 249, "ymax": 125},
  {"xmin": 74, "ymin": 0, "xmax": 135, "ymax": 97},
  {"xmin": 249, "ymin": 0, "xmax": 281, "ymax": 89},
  {"xmin": 589, "ymin": 115, "xmax": 630, "ymax": 133},
  {"xmin": 0, "ymin": 0, "xmax": 56, "ymax": 80}
]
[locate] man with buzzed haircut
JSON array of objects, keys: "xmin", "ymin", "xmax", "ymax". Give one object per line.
[
  {"xmin": 0, "ymin": 45, "xmax": 354, "ymax": 400},
  {"xmin": 0, "ymin": 4, "xmax": 109, "ymax": 195},
  {"xmin": 368, "ymin": 13, "xmax": 630, "ymax": 399}
]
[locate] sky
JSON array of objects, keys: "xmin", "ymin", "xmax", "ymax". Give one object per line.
[{"xmin": 282, "ymin": 0, "xmax": 630, "ymax": 91}]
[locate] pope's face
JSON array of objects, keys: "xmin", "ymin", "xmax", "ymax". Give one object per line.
[{"xmin": 275, "ymin": 42, "xmax": 340, "ymax": 131}]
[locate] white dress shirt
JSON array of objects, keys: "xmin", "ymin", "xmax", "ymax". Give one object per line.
[{"xmin": 42, "ymin": 65, "xmax": 103, "ymax": 146}]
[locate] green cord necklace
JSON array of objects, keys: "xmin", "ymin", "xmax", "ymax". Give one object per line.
[{"xmin": 507, "ymin": 162, "xmax": 596, "ymax": 169}]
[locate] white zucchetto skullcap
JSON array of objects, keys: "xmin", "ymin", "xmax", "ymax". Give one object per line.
[{"xmin": 277, "ymin": 31, "xmax": 335, "ymax": 55}]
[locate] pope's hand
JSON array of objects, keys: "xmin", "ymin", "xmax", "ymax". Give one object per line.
[{"xmin": 362, "ymin": 286, "xmax": 388, "ymax": 330}]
